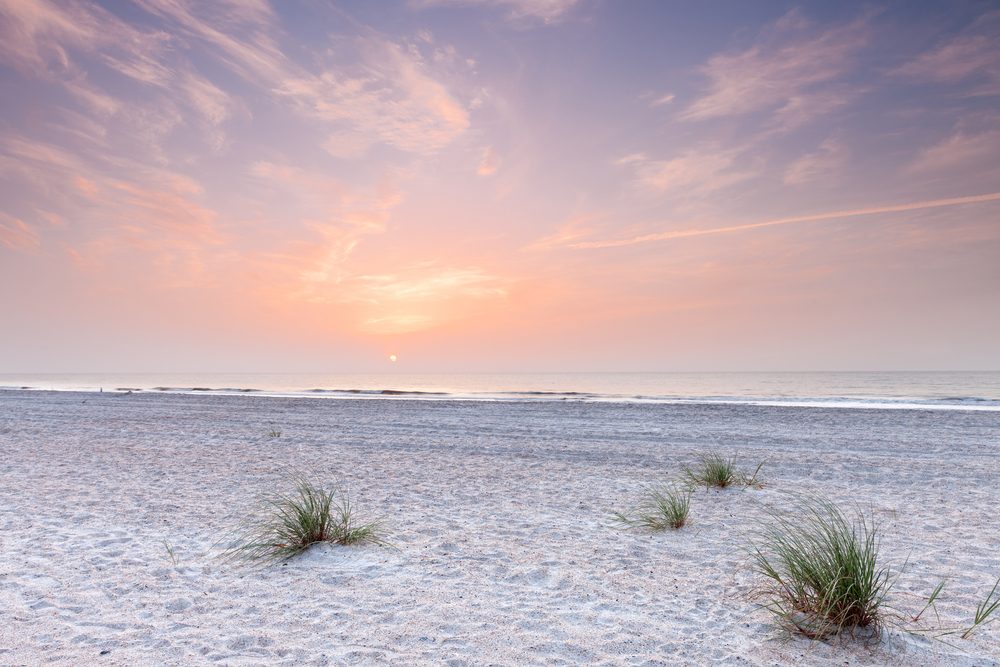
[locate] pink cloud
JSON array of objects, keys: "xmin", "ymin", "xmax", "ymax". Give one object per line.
[
  {"xmin": 0, "ymin": 132, "xmax": 228, "ymax": 280},
  {"xmin": 131, "ymin": 0, "xmax": 288, "ymax": 83},
  {"xmin": 521, "ymin": 214, "xmax": 597, "ymax": 252},
  {"xmin": 279, "ymin": 37, "xmax": 471, "ymax": 155},
  {"xmin": 895, "ymin": 12, "xmax": 1000, "ymax": 96},
  {"xmin": 616, "ymin": 148, "xmax": 752, "ymax": 195},
  {"xmin": 111, "ymin": 180, "xmax": 222, "ymax": 244},
  {"xmin": 784, "ymin": 138, "xmax": 848, "ymax": 185},
  {"xmin": 682, "ymin": 10, "xmax": 870, "ymax": 121},
  {"xmin": 0, "ymin": 0, "xmax": 238, "ymax": 153},
  {"xmin": 477, "ymin": 146, "xmax": 501, "ymax": 176},
  {"xmin": 0, "ymin": 0, "xmax": 107, "ymax": 74},
  {"xmin": 647, "ymin": 92, "xmax": 675, "ymax": 108},
  {"xmin": 909, "ymin": 127, "xmax": 1000, "ymax": 173},
  {"xmin": 342, "ymin": 263, "xmax": 508, "ymax": 334},
  {"xmin": 129, "ymin": 1, "xmax": 472, "ymax": 155},
  {"xmin": 411, "ymin": 0, "xmax": 580, "ymax": 23},
  {"xmin": 0, "ymin": 213, "xmax": 40, "ymax": 251}
]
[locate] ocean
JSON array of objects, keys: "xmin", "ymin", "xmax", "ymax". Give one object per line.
[{"xmin": 2, "ymin": 371, "xmax": 999, "ymax": 411}]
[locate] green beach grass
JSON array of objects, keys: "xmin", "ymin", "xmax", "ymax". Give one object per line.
[
  {"xmin": 612, "ymin": 484, "xmax": 691, "ymax": 531},
  {"xmin": 751, "ymin": 496, "xmax": 894, "ymax": 640},
  {"xmin": 221, "ymin": 478, "xmax": 387, "ymax": 564}
]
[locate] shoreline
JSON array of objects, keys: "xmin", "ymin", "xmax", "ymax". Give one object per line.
[{"xmin": 2, "ymin": 387, "xmax": 998, "ymax": 413}]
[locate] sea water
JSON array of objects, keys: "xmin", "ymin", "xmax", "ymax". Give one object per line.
[{"xmin": 2, "ymin": 372, "xmax": 999, "ymax": 411}]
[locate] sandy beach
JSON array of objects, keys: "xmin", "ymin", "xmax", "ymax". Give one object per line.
[{"xmin": 0, "ymin": 390, "xmax": 998, "ymax": 666}]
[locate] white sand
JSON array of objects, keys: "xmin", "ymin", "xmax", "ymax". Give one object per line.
[{"xmin": 0, "ymin": 390, "xmax": 998, "ymax": 666}]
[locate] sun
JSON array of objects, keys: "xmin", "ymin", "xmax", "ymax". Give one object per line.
[{"xmin": 389, "ymin": 354, "xmax": 398, "ymax": 363}]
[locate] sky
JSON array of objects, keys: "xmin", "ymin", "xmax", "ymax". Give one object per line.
[{"xmin": 0, "ymin": 0, "xmax": 998, "ymax": 373}]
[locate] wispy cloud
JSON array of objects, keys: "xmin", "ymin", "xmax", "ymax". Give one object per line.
[
  {"xmin": 245, "ymin": 160, "xmax": 403, "ymax": 293},
  {"xmin": 571, "ymin": 192, "xmax": 1000, "ymax": 249},
  {"xmin": 0, "ymin": 131, "xmax": 226, "ymax": 279},
  {"xmin": 178, "ymin": 73, "xmax": 236, "ymax": 148},
  {"xmin": 637, "ymin": 90, "xmax": 675, "ymax": 107},
  {"xmin": 111, "ymin": 177, "xmax": 222, "ymax": 245},
  {"xmin": 616, "ymin": 148, "xmax": 752, "ymax": 195},
  {"xmin": 131, "ymin": 0, "xmax": 288, "ymax": 83},
  {"xmin": 411, "ymin": 0, "xmax": 580, "ymax": 23},
  {"xmin": 522, "ymin": 214, "xmax": 595, "ymax": 252},
  {"xmin": 0, "ymin": 213, "xmax": 40, "ymax": 252},
  {"xmin": 131, "ymin": 1, "xmax": 472, "ymax": 156},
  {"xmin": 322, "ymin": 132, "xmax": 372, "ymax": 160},
  {"xmin": 341, "ymin": 263, "xmax": 507, "ymax": 334},
  {"xmin": 477, "ymin": 146, "xmax": 501, "ymax": 175},
  {"xmin": 0, "ymin": 135, "xmax": 94, "ymax": 206},
  {"xmin": 769, "ymin": 86, "xmax": 862, "ymax": 131},
  {"xmin": 894, "ymin": 11, "xmax": 1000, "ymax": 96},
  {"xmin": 908, "ymin": 127, "xmax": 1000, "ymax": 173},
  {"xmin": 682, "ymin": 9, "xmax": 870, "ymax": 121},
  {"xmin": 0, "ymin": 0, "xmax": 111, "ymax": 74},
  {"xmin": 1, "ymin": 1, "xmax": 474, "ymax": 159},
  {"xmin": 280, "ymin": 37, "xmax": 471, "ymax": 155},
  {"xmin": 349, "ymin": 265, "xmax": 506, "ymax": 302},
  {"xmin": 67, "ymin": 173, "xmax": 227, "ymax": 285},
  {"xmin": 648, "ymin": 92, "xmax": 675, "ymax": 107},
  {"xmin": 0, "ymin": 0, "xmax": 237, "ymax": 151},
  {"xmin": 784, "ymin": 138, "xmax": 847, "ymax": 185}
]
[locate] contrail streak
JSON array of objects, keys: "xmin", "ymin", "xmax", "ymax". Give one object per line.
[{"xmin": 570, "ymin": 191, "xmax": 1000, "ymax": 249}]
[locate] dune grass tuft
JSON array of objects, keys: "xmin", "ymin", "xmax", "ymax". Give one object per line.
[
  {"xmin": 683, "ymin": 452, "xmax": 764, "ymax": 489},
  {"xmin": 684, "ymin": 452, "xmax": 738, "ymax": 488},
  {"xmin": 751, "ymin": 496, "xmax": 893, "ymax": 640},
  {"xmin": 963, "ymin": 577, "xmax": 1000, "ymax": 639},
  {"xmin": 612, "ymin": 485, "xmax": 691, "ymax": 531},
  {"xmin": 221, "ymin": 478, "xmax": 387, "ymax": 564}
]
